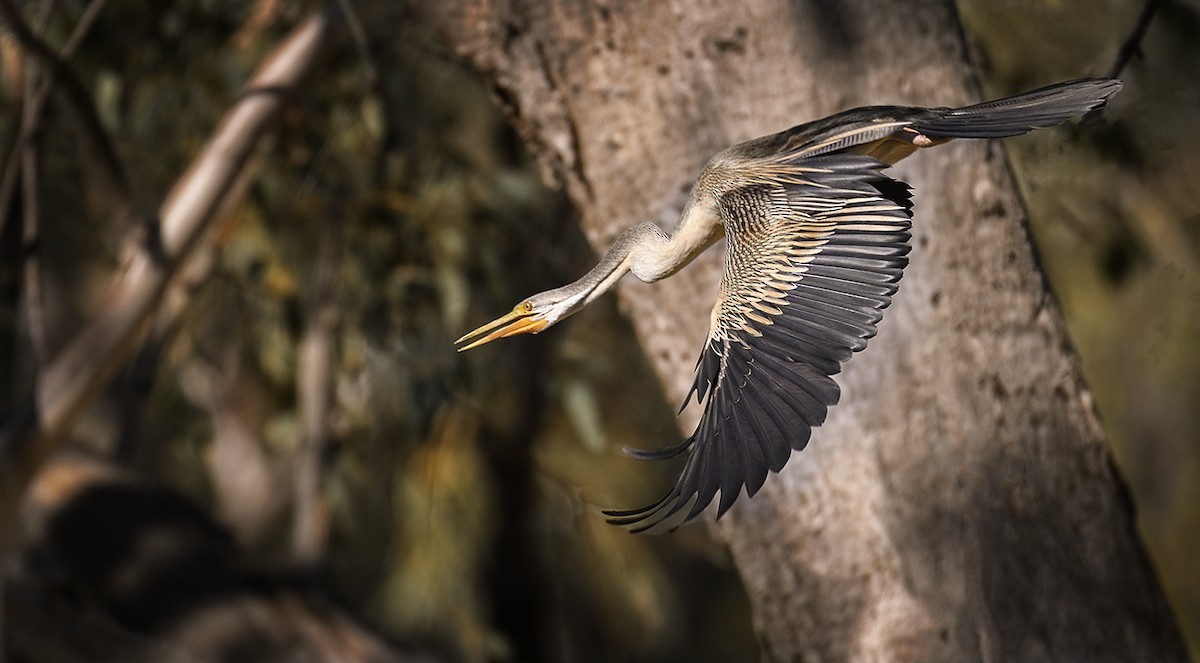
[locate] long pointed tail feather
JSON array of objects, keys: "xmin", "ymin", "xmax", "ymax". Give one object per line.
[{"xmin": 916, "ymin": 78, "xmax": 1122, "ymax": 139}]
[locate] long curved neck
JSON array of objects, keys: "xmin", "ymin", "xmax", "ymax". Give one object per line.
[
  {"xmin": 578, "ymin": 201, "xmax": 724, "ymax": 300},
  {"xmin": 632, "ymin": 196, "xmax": 725, "ymax": 283},
  {"xmin": 550, "ymin": 199, "xmax": 724, "ymax": 324},
  {"xmin": 556, "ymin": 224, "xmax": 654, "ymax": 311}
]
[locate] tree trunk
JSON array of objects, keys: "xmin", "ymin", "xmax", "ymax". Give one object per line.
[{"xmin": 419, "ymin": 1, "xmax": 1188, "ymax": 660}]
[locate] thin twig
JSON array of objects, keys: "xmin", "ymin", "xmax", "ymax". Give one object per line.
[
  {"xmin": 22, "ymin": 66, "xmax": 48, "ymax": 365},
  {"xmin": 297, "ymin": 0, "xmax": 379, "ymax": 201},
  {"xmin": 60, "ymin": 0, "xmax": 110, "ymax": 57},
  {"xmin": 1107, "ymin": 0, "xmax": 1161, "ymax": 79},
  {"xmin": 335, "ymin": 0, "xmax": 377, "ymax": 87},
  {"xmin": 0, "ymin": 0, "xmax": 132, "ymax": 215},
  {"xmin": 18, "ymin": 0, "xmax": 57, "ymax": 366},
  {"xmin": 116, "ymin": 152, "xmax": 264, "ymax": 464},
  {"xmin": 0, "ymin": 0, "xmax": 118, "ymax": 239},
  {"xmin": 1084, "ymin": 0, "xmax": 1161, "ymax": 125}
]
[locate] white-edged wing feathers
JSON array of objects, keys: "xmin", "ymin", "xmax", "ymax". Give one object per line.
[{"xmin": 606, "ymin": 154, "xmax": 912, "ymax": 532}]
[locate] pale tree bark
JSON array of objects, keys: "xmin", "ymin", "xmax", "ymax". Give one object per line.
[{"xmin": 419, "ymin": 1, "xmax": 1188, "ymax": 661}]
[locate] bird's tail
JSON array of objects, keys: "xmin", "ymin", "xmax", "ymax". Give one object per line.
[{"xmin": 915, "ymin": 78, "xmax": 1122, "ymax": 139}]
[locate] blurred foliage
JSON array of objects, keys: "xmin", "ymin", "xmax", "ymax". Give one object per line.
[
  {"xmin": 960, "ymin": 0, "xmax": 1200, "ymax": 654},
  {"xmin": 3, "ymin": 0, "xmax": 1197, "ymax": 660},
  {"xmin": 3, "ymin": 1, "xmax": 755, "ymax": 661}
]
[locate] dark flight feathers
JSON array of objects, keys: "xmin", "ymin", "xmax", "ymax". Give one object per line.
[{"xmin": 604, "ymin": 78, "xmax": 1121, "ymax": 533}]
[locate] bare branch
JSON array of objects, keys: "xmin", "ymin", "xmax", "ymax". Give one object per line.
[
  {"xmin": 0, "ymin": 0, "xmax": 114, "ymax": 243},
  {"xmin": 21, "ymin": 67, "xmax": 47, "ymax": 365},
  {"xmin": 37, "ymin": 4, "xmax": 339, "ymax": 448},
  {"xmin": 0, "ymin": 4, "xmax": 344, "ymax": 651},
  {"xmin": 0, "ymin": 0, "xmax": 132, "ymax": 214},
  {"xmin": 1108, "ymin": 0, "xmax": 1162, "ymax": 79},
  {"xmin": 1084, "ymin": 0, "xmax": 1161, "ymax": 125},
  {"xmin": 292, "ymin": 212, "xmax": 342, "ymax": 565},
  {"xmin": 17, "ymin": 0, "xmax": 54, "ymax": 364},
  {"xmin": 115, "ymin": 155, "xmax": 265, "ymax": 464},
  {"xmin": 60, "ymin": 0, "xmax": 110, "ymax": 57}
]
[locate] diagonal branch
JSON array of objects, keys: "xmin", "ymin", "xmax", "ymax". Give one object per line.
[
  {"xmin": 37, "ymin": 3, "xmax": 341, "ymax": 449},
  {"xmin": 0, "ymin": 3, "xmax": 345, "ymax": 650},
  {"xmin": 16, "ymin": 0, "xmax": 58, "ymax": 366},
  {"xmin": 0, "ymin": 0, "xmax": 116, "ymax": 248},
  {"xmin": 1107, "ymin": 0, "xmax": 1161, "ymax": 79},
  {"xmin": 60, "ymin": 0, "xmax": 110, "ymax": 57},
  {"xmin": 1084, "ymin": 0, "xmax": 1161, "ymax": 125},
  {"xmin": 0, "ymin": 0, "xmax": 131, "ymax": 215}
]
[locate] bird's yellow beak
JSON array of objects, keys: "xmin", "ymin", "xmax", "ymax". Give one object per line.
[{"xmin": 455, "ymin": 305, "xmax": 549, "ymax": 352}]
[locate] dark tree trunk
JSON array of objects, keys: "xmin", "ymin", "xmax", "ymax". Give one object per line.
[{"xmin": 418, "ymin": 1, "xmax": 1188, "ymax": 661}]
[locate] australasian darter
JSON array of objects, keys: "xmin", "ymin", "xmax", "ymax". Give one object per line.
[{"xmin": 456, "ymin": 78, "xmax": 1122, "ymax": 533}]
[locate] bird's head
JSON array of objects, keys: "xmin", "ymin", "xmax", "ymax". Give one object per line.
[{"xmin": 455, "ymin": 287, "xmax": 586, "ymax": 352}]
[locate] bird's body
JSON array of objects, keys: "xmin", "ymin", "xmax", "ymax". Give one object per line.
[{"xmin": 457, "ymin": 78, "xmax": 1122, "ymax": 532}]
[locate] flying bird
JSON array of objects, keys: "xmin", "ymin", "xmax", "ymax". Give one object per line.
[{"xmin": 456, "ymin": 78, "xmax": 1122, "ymax": 532}]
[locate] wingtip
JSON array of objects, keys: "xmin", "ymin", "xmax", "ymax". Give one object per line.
[
  {"xmin": 1091, "ymin": 77, "xmax": 1124, "ymax": 102},
  {"xmin": 622, "ymin": 438, "xmax": 693, "ymax": 461}
]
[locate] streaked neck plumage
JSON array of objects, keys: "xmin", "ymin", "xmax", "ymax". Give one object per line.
[{"xmin": 559, "ymin": 197, "xmax": 725, "ymax": 318}]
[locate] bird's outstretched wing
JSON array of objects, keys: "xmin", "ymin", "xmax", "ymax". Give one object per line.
[
  {"xmin": 602, "ymin": 77, "xmax": 1118, "ymax": 532},
  {"xmin": 606, "ymin": 153, "xmax": 912, "ymax": 532}
]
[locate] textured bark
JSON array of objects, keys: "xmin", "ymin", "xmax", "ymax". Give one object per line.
[{"xmin": 419, "ymin": 1, "xmax": 1188, "ymax": 661}]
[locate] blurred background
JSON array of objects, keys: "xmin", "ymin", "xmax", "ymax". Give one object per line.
[{"xmin": 0, "ymin": 0, "xmax": 1196, "ymax": 661}]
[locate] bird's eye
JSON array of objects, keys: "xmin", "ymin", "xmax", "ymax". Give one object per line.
[{"xmin": 522, "ymin": 301, "xmax": 533, "ymax": 313}]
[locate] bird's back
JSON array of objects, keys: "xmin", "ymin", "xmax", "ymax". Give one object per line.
[{"xmin": 718, "ymin": 77, "xmax": 1121, "ymax": 168}]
